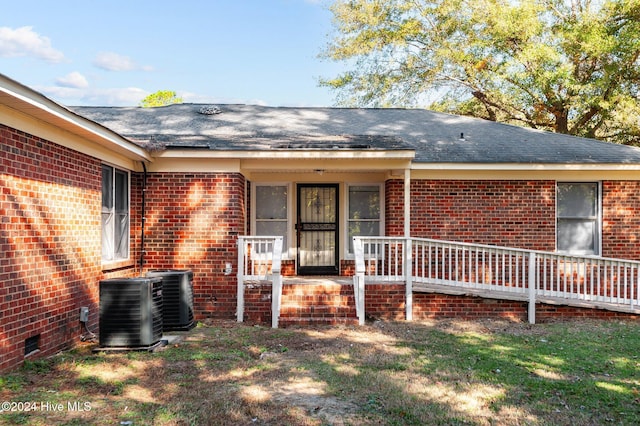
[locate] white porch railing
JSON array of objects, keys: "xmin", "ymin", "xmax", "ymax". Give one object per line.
[
  {"xmin": 353, "ymin": 236, "xmax": 640, "ymax": 325},
  {"xmin": 237, "ymin": 236, "xmax": 283, "ymax": 328}
]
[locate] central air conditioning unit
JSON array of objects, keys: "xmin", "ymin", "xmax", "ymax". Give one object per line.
[
  {"xmin": 146, "ymin": 270, "xmax": 195, "ymax": 331},
  {"xmin": 99, "ymin": 277, "xmax": 163, "ymax": 347}
]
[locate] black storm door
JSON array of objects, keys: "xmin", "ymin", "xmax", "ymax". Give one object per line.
[{"xmin": 296, "ymin": 184, "xmax": 339, "ymax": 275}]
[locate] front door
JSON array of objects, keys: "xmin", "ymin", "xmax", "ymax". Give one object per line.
[{"xmin": 297, "ymin": 184, "xmax": 339, "ymax": 275}]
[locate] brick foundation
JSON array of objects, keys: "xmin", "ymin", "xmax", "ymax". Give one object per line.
[{"xmin": 241, "ymin": 282, "xmax": 639, "ymax": 326}]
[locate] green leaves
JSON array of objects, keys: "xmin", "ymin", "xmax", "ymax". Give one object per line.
[
  {"xmin": 139, "ymin": 90, "xmax": 183, "ymax": 108},
  {"xmin": 322, "ymin": 0, "xmax": 640, "ymax": 144}
]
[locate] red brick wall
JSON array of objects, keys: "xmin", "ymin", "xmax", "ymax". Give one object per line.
[
  {"xmin": 385, "ymin": 179, "xmax": 640, "ymax": 261},
  {"xmin": 242, "ymin": 283, "xmax": 273, "ymax": 324},
  {"xmin": 385, "ymin": 180, "xmax": 405, "ymax": 237},
  {"xmin": 386, "ymin": 179, "xmax": 556, "ymax": 250},
  {"xmin": 0, "ymin": 124, "xmax": 106, "ymax": 372},
  {"xmin": 141, "ymin": 172, "xmax": 245, "ymax": 320},
  {"xmin": 365, "ymin": 286, "xmax": 638, "ymax": 322},
  {"xmin": 602, "ymin": 181, "xmax": 640, "ymax": 260}
]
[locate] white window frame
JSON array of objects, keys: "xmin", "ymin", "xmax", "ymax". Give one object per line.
[
  {"xmin": 251, "ymin": 183, "xmax": 292, "ymax": 259},
  {"xmin": 556, "ymin": 181, "xmax": 601, "ymax": 256},
  {"xmin": 345, "ymin": 183, "xmax": 384, "ymax": 256},
  {"xmin": 101, "ymin": 164, "xmax": 130, "ymax": 263}
]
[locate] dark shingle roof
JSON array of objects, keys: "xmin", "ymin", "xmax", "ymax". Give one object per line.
[{"xmin": 71, "ymin": 104, "xmax": 640, "ymax": 164}]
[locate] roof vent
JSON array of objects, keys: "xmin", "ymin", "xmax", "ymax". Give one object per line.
[{"xmin": 198, "ymin": 105, "xmax": 222, "ymax": 115}]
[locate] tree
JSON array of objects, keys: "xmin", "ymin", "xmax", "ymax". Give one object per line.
[
  {"xmin": 321, "ymin": 0, "xmax": 640, "ymax": 144},
  {"xmin": 139, "ymin": 90, "xmax": 183, "ymax": 108}
]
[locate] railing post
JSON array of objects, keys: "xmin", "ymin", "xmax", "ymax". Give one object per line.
[
  {"xmin": 528, "ymin": 251, "xmax": 537, "ymax": 324},
  {"xmin": 353, "ymin": 237, "xmax": 366, "ymax": 325},
  {"xmin": 271, "ymin": 237, "xmax": 283, "ymax": 329},
  {"xmin": 405, "ymin": 238, "xmax": 413, "ymax": 321},
  {"xmin": 236, "ymin": 237, "xmax": 245, "ymax": 323}
]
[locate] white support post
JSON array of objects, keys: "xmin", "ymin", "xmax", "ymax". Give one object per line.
[
  {"xmin": 405, "ymin": 238, "xmax": 413, "ymax": 321},
  {"xmin": 271, "ymin": 237, "xmax": 283, "ymax": 329},
  {"xmin": 633, "ymin": 266, "xmax": 639, "ymax": 310},
  {"xmin": 404, "ymin": 168, "xmax": 411, "ymax": 238},
  {"xmin": 353, "ymin": 237, "xmax": 366, "ymax": 325},
  {"xmin": 403, "ymin": 169, "xmax": 412, "ymax": 321},
  {"xmin": 236, "ymin": 238, "xmax": 245, "ymax": 323},
  {"xmin": 528, "ymin": 252, "xmax": 537, "ymax": 324}
]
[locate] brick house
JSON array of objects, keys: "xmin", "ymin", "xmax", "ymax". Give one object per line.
[{"xmin": 2, "ymin": 73, "xmax": 640, "ymax": 372}]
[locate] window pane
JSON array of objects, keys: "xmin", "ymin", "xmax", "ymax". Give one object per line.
[
  {"xmin": 348, "ymin": 221, "xmax": 379, "ymax": 252},
  {"xmin": 115, "ymin": 170, "xmax": 128, "ymax": 212},
  {"xmin": 102, "ymin": 165, "xmax": 113, "ymax": 210},
  {"xmin": 256, "ymin": 221, "xmax": 287, "ymax": 237},
  {"xmin": 558, "ymin": 183, "xmax": 596, "ymax": 217},
  {"xmin": 255, "ymin": 221, "xmax": 287, "ymax": 251},
  {"xmin": 115, "ymin": 213, "xmax": 129, "ymax": 258},
  {"xmin": 256, "ymin": 186, "xmax": 287, "ymax": 219},
  {"xmin": 102, "ymin": 212, "xmax": 113, "ymax": 261},
  {"xmin": 558, "ymin": 219, "xmax": 596, "ymax": 254},
  {"xmin": 349, "ymin": 186, "xmax": 380, "ymax": 219}
]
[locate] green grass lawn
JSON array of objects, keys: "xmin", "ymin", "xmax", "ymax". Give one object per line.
[{"xmin": 1, "ymin": 318, "xmax": 639, "ymax": 425}]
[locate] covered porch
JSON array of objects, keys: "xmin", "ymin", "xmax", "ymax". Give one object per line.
[{"xmin": 240, "ymin": 135, "xmax": 415, "ymax": 278}]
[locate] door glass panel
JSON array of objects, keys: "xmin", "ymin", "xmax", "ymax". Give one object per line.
[{"xmin": 300, "ymin": 231, "xmax": 336, "ymax": 268}]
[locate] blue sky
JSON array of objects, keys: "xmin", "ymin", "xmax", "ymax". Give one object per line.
[{"xmin": 0, "ymin": 0, "xmax": 344, "ymax": 107}]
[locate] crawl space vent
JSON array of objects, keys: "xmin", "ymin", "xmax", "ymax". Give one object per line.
[{"xmin": 24, "ymin": 335, "xmax": 40, "ymax": 356}]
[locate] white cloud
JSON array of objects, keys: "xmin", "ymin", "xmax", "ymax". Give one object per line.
[
  {"xmin": 39, "ymin": 85, "xmax": 148, "ymax": 106},
  {"xmin": 83, "ymin": 87, "xmax": 149, "ymax": 105},
  {"xmin": 181, "ymin": 90, "xmax": 268, "ymax": 106},
  {"xmin": 93, "ymin": 51, "xmax": 153, "ymax": 72},
  {"xmin": 56, "ymin": 71, "xmax": 89, "ymax": 89},
  {"xmin": 0, "ymin": 26, "xmax": 65, "ymax": 63}
]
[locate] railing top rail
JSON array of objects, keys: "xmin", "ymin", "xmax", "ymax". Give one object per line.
[
  {"xmin": 353, "ymin": 236, "xmax": 640, "ymax": 266},
  {"xmin": 238, "ymin": 236, "xmax": 284, "ymax": 242}
]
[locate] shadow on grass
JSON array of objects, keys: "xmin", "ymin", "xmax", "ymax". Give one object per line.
[{"xmin": 1, "ymin": 319, "xmax": 639, "ymax": 425}]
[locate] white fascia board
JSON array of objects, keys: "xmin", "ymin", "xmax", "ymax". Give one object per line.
[
  {"xmin": 153, "ymin": 149, "xmax": 415, "ymax": 160},
  {"xmin": 410, "ymin": 162, "xmax": 640, "ymax": 180},
  {"xmin": 411, "ymin": 162, "xmax": 640, "ymax": 171}
]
